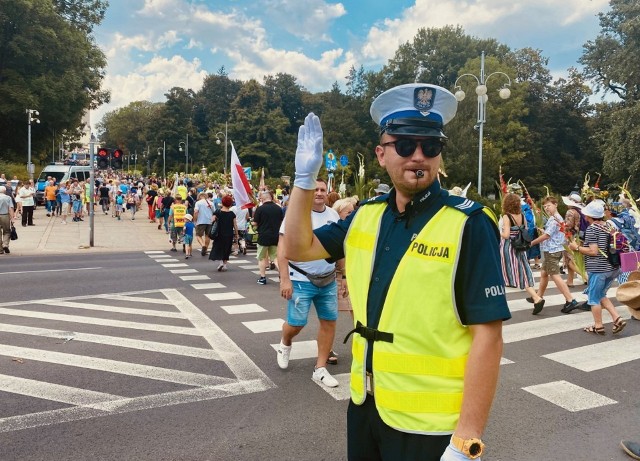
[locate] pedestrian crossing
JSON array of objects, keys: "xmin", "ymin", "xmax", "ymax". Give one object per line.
[{"xmin": 0, "ymin": 287, "xmax": 274, "ymax": 433}]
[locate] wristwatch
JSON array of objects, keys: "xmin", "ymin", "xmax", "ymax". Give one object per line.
[{"xmin": 451, "ymin": 435, "xmax": 484, "ymax": 459}]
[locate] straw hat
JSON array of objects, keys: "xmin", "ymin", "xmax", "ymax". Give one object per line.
[{"xmin": 616, "ymin": 278, "xmax": 640, "ymax": 320}]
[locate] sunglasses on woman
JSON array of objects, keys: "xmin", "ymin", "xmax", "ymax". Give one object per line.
[{"xmin": 380, "ymin": 138, "xmax": 445, "ymax": 158}]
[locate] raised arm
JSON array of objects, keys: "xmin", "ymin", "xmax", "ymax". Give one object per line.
[{"xmin": 283, "ymin": 113, "xmax": 331, "ymax": 262}]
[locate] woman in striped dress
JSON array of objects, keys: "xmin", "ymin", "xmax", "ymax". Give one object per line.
[{"xmin": 500, "ymin": 193, "xmax": 545, "ymax": 314}]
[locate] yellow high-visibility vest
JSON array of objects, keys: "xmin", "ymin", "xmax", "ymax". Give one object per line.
[
  {"xmin": 173, "ymin": 204, "xmax": 187, "ymax": 228},
  {"xmin": 345, "ymin": 201, "xmax": 472, "ymax": 434}
]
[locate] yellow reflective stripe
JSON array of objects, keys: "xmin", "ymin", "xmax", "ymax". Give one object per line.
[
  {"xmin": 482, "ymin": 206, "xmax": 498, "ymax": 226},
  {"xmin": 375, "ymin": 352, "xmax": 468, "ymax": 377},
  {"xmin": 375, "ymin": 387, "xmax": 463, "ymax": 414},
  {"xmin": 346, "ymin": 228, "xmax": 376, "ymax": 250}
]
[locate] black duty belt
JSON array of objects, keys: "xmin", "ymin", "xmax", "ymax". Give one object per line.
[{"xmin": 343, "ymin": 320, "xmax": 394, "ymax": 344}]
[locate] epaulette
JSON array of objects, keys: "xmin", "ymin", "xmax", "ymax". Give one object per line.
[
  {"xmin": 443, "ymin": 195, "xmax": 484, "ymax": 216},
  {"xmin": 359, "ymin": 194, "xmax": 388, "ymax": 207}
]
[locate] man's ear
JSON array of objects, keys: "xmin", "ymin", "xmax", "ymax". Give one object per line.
[{"xmin": 375, "ymin": 145, "xmax": 386, "ymax": 167}]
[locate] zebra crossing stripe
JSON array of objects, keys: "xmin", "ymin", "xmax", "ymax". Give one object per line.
[
  {"xmin": 144, "ymin": 251, "xmax": 165, "ymax": 254},
  {"xmin": 503, "ymin": 311, "xmax": 631, "ymax": 344},
  {"xmin": 48, "ymin": 301, "xmax": 185, "ymax": 319},
  {"xmin": 0, "ymin": 323, "xmax": 220, "ymax": 360},
  {"xmin": 191, "ymin": 283, "xmax": 225, "ymax": 290},
  {"xmin": 522, "ymin": 380, "xmax": 617, "ymax": 412},
  {"xmin": 270, "ymin": 340, "xmax": 318, "ymax": 360},
  {"xmin": 0, "ymin": 307, "xmax": 201, "ymax": 336},
  {"xmin": 242, "ymin": 319, "xmax": 284, "ymax": 333},
  {"xmin": 0, "ymin": 344, "xmax": 235, "ymax": 387},
  {"xmin": 0, "ymin": 374, "xmax": 120, "ymax": 408},
  {"xmin": 180, "ymin": 275, "xmax": 210, "ymax": 281},
  {"xmin": 204, "ymin": 293, "xmax": 244, "ymax": 301},
  {"xmin": 543, "ymin": 334, "xmax": 640, "ymax": 372},
  {"xmin": 220, "ymin": 304, "xmax": 266, "ymax": 314}
]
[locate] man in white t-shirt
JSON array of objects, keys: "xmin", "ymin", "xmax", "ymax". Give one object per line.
[
  {"xmin": 276, "ymin": 178, "xmax": 340, "ymax": 388},
  {"xmin": 193, "ymin": 192, "xmax": 215, "ymax": 255}
]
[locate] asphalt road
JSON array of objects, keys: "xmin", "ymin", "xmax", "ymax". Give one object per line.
[{"xmin": 1, "ymin": 250, "xmax": 638, "ymax": 461}]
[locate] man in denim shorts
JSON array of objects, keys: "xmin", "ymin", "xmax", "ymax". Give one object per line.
[{"xmin": 276, "ymin": 179, "xmax": 341, "ymax": 388}]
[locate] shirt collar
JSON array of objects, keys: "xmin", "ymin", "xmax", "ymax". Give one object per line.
[{"xmin": 388, "ymin": 180, "xmax": 442, "ymax": 217}]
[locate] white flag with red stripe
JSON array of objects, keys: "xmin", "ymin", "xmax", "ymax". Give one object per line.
[{"xmin": 229, "ymin": 141, "xmax": 254, "ymax": 209}]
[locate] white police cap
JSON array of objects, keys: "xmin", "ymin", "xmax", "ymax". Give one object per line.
[{"xmin": 370, "ymin": 83, "xmax": 458, "ymax": 138}]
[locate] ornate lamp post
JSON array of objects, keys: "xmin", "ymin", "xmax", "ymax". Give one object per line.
[
  {"xmin": 453, "ymin": 52, "xmax": 512, "ymax": 196},
  {"xmin": 215, "ymin": 122, "xmax": 228, "ymax": 176}
]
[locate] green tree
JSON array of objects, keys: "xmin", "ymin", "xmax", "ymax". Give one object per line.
[{"xmin": 0, "ymin": 0, "xmax": 109, "ymax": 162}]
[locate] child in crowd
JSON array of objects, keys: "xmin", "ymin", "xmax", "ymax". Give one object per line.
[
  {"xmin": 169, "ymin": 195, "xmax": 187, "ymax": 252},
  {"xmin": 183, "ymin": 214, "xmax": 195, "ymax": 259},
  {"xmin": 72, "ymin": 192, "xmax": 83, "ymax": 222},
  {"xmin": 529, "ymin": 196, "xmax": 585, "ymax": 313},
  {"xmin": 115, "ymin": 190, "xmax": 124, "ymax": 220}
]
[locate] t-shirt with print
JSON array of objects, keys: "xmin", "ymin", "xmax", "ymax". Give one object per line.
[
  {"xmin": 540, "ymin": 213, "xmax": 566, "ymax": 253},
  {"xmin": 280, "ymin": 205, "xmax": 340, "ymax": 281}
]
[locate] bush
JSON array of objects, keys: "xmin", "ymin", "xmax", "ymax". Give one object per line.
[{"xmin": 0, "ymin": 161, "xmax": 30, "ymax": 182}]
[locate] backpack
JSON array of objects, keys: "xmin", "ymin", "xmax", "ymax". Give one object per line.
[
  {"xmin": 507, "ymin": 214, "xmax": 532, "ymax": 252},
  {"xmin": 597, "ymin": 223, "xmax": 628, "ymax": 268},
  {"xmin": 611, "ymin": 212, "xmax": 640, "ymax": 251},
  {"xmin": 521, "ymin": 203, "xmax": 537, "ymax": 239}
]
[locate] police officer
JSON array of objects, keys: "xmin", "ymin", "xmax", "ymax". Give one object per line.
[{"xmin": 284, "ymin": 84, "xmax": 511, "ymax": 460}]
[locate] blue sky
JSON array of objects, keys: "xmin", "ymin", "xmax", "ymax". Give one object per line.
[{"xmin": 91, "ymin": 0, "xmax": 611, "ymax": 129}]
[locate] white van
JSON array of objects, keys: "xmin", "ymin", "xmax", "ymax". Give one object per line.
[{"xmin": 35, "ymin": 163, "xmax": 93, "ymax": 204}]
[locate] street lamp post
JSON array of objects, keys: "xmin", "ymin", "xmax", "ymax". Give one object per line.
[
  {"xmin": 26, "ymin": 109, "xmax": 40, "ymax": 180},
  {"xmin": 215, "ymin": 122, "xmax": 228, "ymax": 176},
  {"xmin": 142, "ymin": 148, "xmax": 150, "ymax": 177},
  {"xmin": 157, "ymin": 141, "xmax": 166, "ymax": 183},
  {"xmin": 453, "ymin": 51, "xmax": 512, "ymax": 196},
  {"xmin": 133, "ymin": 151, "xmax": 138, "ymax": 175},
  {"xmin": 178, "ymin": 134, "xmax": 189, "ymax": 174}
]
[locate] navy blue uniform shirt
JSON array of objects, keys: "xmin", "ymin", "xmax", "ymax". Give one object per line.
[{"xmin": 315, "ymin": 181, "xmax": 510, "ymax": 370}]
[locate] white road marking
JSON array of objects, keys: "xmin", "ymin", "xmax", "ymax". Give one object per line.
[
  {"xmin": 227, "ymin": 260, "xmax": 251, "ymax": 264},
  {"xmin": 220, "ymin": 303, "xmax": 266, "ymax": 314},
  {"xmin": 0, "ymin": 344, "xmax": 234, "ymax": 387},
  {"xmin": 0, "ymin": 323, "xmax": 220, "ymax": 360},
  {"xmin": 169, "ymin": 269, "xmax": 198, "ymax": 274},
  {"xmin": 314, "ymin": 372, "xmax": 351, "ymax": 400},
  {"xmin": 144, "ymin": 251, "xmax": 165, "ymax": 254},
  {"xmin": 270, "ymin": 340, "xmax": 318, "ymax": 360},
  {"xmin": 543, "ymin": 335, "xmax": 640, "ymax": 372},
  {"xmin": 190, "ymin": 283, "xmax": 225, "ymax": 290},
  {"xmin": 204, "ymin": 292, "xmax": 244, "ymax": 301},
  {"xmin": 239, "ymin": 265, "xmax": 257, "ymax": 270},
  {"xmin": 503, "ymin": 312, "xmax": 631, "ymax": 344},
  {"xmin": 95, "ymin": 294, "xmax": 174, "ymax": 305},
  {"xmin": 522, "ymin": 380, "xmax": 617, "ymax": 412},
  {"xmin": 179, "ymin": 275, "xmax": 210, "ymax": 281},
  {"xmin": 0, "ymin": 307, "xmax": 200, "ymax": 336},
  {"xmin": 500, "ymin": 358, "xmax": 514, "ymax": 365},
  {"xmin": 148, "ymin": 255, "xmax": 172, "ymax": 259},
  {"xmin": 47, "ymin": 301, "xmax": 184, "ymax": 319},
  {"xmin": 162, "ymin": 263, "xmax": 188, "ymax": 268},
  {"xmin": 269, "ymin": 277, "xmax": 280, "ymax": 283},
  {"xmin": 0, "ymin": 267, "xmax": 102, "ymax": 276},
  {"xmin": 156, "ymin": 258, "xmax": 179, "ymax": 263},
  {"xmin": 242, "ymin": 319, "xmax": 284, "ymax": 333},
  {"xmin": 507, "ymin": 288, "xmax": 614, "ymax": 313},
  {"xmin": 0, "ymin": 374, "xmax": 121, "ymax": 408}
]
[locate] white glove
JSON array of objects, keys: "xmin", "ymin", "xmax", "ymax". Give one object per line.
[
  {"xmin": 293, "ymin": 112, "xmax": 323, "ymax": 190},
  {"xmin": 441, "ymin": 443, "xmax": 479, "ymax": 461}
]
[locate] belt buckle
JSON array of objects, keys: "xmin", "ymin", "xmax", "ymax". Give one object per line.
[{"xmin": 366, "ymin": 372, "xmax": 374, "ymax": 396}]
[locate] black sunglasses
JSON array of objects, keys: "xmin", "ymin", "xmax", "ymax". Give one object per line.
[{"xmin": 380, "ymin": 138, "xmax": 444, "ymax": 158}]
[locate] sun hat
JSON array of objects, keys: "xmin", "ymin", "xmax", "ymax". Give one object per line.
[
  {"xmin": 561, "ymin": 193, "xmax": 583, "ymax": 209},
  {"xmin": 374, "ymin": 183, "xmax": 390, "ymax": 194},
  {"xmin": 184, "ymin": 214, "xmax": 193, "ymax": 221},
  {"xmin": 616, "ymin": 280, "xmax": 640, "ymax": 320},
  {"xmin": 581, "ymin": 201, "xmax": 604, "ymax": 219}
]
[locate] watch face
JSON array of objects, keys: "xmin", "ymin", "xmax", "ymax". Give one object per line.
[{"xmin": 469, "ymin": 443, "xmax": 482, "ymax": 456}]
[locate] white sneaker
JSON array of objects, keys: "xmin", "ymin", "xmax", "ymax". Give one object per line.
[
  {"xmin": 277, "ymin": 341, "xmax": 291, "ymax": 369},
  {"xmin": 312, "ymin": 366, "xmax": 339, "ymax": 388}
]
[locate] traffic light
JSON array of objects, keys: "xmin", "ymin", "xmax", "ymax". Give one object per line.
[
  {"xmin": 112, "ymin": 149, "xmax": 123, "ymax": 169},
  {"xmin": 97, "ymin": 148, "xmax": 109, "ymax": 169}
]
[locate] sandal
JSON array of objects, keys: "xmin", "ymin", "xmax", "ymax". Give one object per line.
[
  {"xmin": 327, "ymin": 350, "xmax": 338, "ymax": 365},
  {"xmin": 532, "ymin": 264, "xmax": 541, "ymax": 269},
  {"xmin": 584, "ymin": 325, "xmax": 605, "ymax": 335},
  {"xmin": 612, "ymin": 317, "xmax": 627, "ymax": 335}
]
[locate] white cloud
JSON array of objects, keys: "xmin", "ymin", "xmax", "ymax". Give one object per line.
[{"xmin": 261, "ymin": 0, "xmax": 346, "ymax": 41}]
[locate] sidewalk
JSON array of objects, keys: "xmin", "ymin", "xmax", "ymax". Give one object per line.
[{"xmin": 6, "ymin": 206, "xmax": 172, "ymax": 256}]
